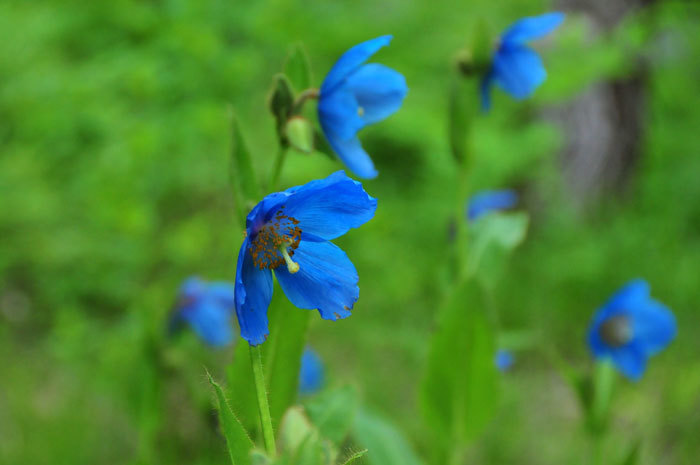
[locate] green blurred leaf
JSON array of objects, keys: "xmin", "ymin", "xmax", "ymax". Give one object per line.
[
  {"xmin": 207, "ymin": 371, "xmax": 255, "ymax": 465},
  {"xmin": 467, "ymin": 211, "xmax": 529, "ymax": 289},
  {"xmin": 279, "ymin": 406, "xmax": 317, "ymax": 454},
  {"xmin": 352, "ymin": 408, "xmax": 424, "ymax": 465},
  {"xmin": 227, "ymin": 342, "xmax": 260, "ymax": 435},
  {"xmin": 266, "ymin": 297, "xmax": 311, "ymax": 428},
  {"xmin": 619, "ymin": 440, "xmax": 641, "ymax": 465},
  {"xmin": 229, "ymin": 111, "xmax": 262, "ymax": 226},
  {"xmin": 448, "ymin": 72, "xmax": 477, "ymax": 165},
  {"xmin": 284, "ymin": 43, "xmax": 312, "ymax": 92},
  {"xmin": 268, "ymin": 74, "xmax": 295, "ymax": 147},
  {"xmin": 420, "ymin": 281, "xmax": 497, "ymax": 449},
  {"xmin": 279, "ymin": 407, "xmax": 336, "ymax": 465},
  {"xmin": 588, "ymin": 360, "xmax": 616, "ymax": 434},
  {"xmin": 304, "ymin": 386, "xmax": 359, "ymax": 444}
]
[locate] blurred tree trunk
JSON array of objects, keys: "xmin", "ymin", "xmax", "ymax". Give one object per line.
[{"xmin": 555, "ymin": 0, "xmax": 655, "ymax": 204}]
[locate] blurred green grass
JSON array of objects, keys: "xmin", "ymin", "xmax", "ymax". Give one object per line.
[{"xmin": 1, "ymin": 0, "xmax": 699, "ymax": 464}]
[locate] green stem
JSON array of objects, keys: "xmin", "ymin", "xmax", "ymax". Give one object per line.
[
  {"xmin": 270, "ymin": 145, "xmax": 288, "ymax": 191},
  {"xmin": 249, "ymin": 344, "xmax": 276, "ymax": 456}
]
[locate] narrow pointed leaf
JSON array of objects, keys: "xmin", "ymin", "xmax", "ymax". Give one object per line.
[
  {"xmin": 229, "ymin": 110, "xmax": 261, "ymax": 226},
  {"xmin": 448, "ymin": 72, "xmax": 476, "ymax": 165},
  {"xmin": 207, "ymin": 371, "xmax": 255, "ymax": 465},
  {"xmin": 339, "ymin": 449, "xmax": 368, "ymax": 465},
  {"xmin": 284, "ymin": 43, "xmax": 312, "ymax": 92}
]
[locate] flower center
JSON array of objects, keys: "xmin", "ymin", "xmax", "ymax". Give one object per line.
[
  {"xmin": 599, "ymin": 314, "xmax": 633, "ymax": 347},
  {"xmin": 357, "ymin": 106, "xmax": 365, "ymax": 117},
  {"xmin": 249, "ymin": 207, "xmax": 302, "ymax": 273}
]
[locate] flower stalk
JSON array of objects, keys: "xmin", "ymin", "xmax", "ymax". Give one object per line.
[{"xmin": 249, "ymin": 344, "xmax": 276, "ymax": 456}]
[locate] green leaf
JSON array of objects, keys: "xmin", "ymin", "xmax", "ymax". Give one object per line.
[
  {"xmin": 265, "ymin": 295, "xmax": 311, "ymax": 428},
  {"xmin": 339, "ymin": 450, "xmax": 367, "ymax": 465},
  {"xmin": 227, "ymin": 342, "xmax": 259, "ymax": 435},
  {"xmin": 284, "ymin": 43, "xmax": 312, "ymax": 92},
  {"xmin": 467, "ymin": 211, "xmax": 529, "ymax": 289},
  {"xmin": 304, "ymin": 385, "xmax": 359, "ymax": 443},
  {"xmin": 420, "ymin": 281, "xmax": 497, "ymax": 449},
  {"xmin": 228, "ymin": 110, "xmax": 261, "ymax": 227},
  {"xmin": 279, "ymin": 406, "xmax": 317, "ymax": 454},
  {"xmin": 352, "ymin": 408, "xmax": 424, "ymax": 465},
  {"xmin": 447, "ymin": 72, "xmax": 477, "ymax": 165},
  {"xmin": 207, "ymin": 370, "xmax": 255, "ymax": 465},
  {"xmin": 268, "ymin": 74, "xmax": 295, "ymax": 146},
  {"xmin": 588, "ymin": 360, "xmax": 616, "ymax": 434},
  {"xmin": 619, "ymin": 440, "xmax": 641, "ymax": 465}
]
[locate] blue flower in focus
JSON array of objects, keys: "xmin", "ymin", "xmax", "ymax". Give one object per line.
[
  {"xmin": 318, "ymin": 36, "xmax": 408, "ymax": 179},
  {"xmin": 495, "ymin": 349, "xmax": 515, "ymax": 372},
  {"xmin": 170, "ymin": 277, "xmax": 236, "ymax": 347},
  {"xmin": 481, "ymin": 12, "xmax": 565, "ymax": 110},
  {"xmin": 587, "ymin": 280, "xmax": 676, "ymax": 381},
  {"xmin": 299, "ymin": 348, "xmax": 324, "ymax": 395},
  {"xmin": 467, "ymin": 189, "xmax": 518, "ymax": 221},
  {"xmin": 234, "ymin": 171, "xmax": 377, "ymax": 345}
]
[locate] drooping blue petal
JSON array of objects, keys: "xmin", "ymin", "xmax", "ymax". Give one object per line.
[
  {"xmin": 610, "ymin": 343, "xmax": 647, "ymax": 381},
  {"xmin": 467, "ymin": 189, "xmax": 518, "ymax": 221},
  {"xmin": 275, "ymin": 238, "xmax": 358, "ymax": 321},
  {"xmin": 320, "ymin": 132, "xmax": 378, "ymax": 179},
  {"xmin": 299, "ymin": 348, "xmax": 325, "ymax": 395},
  {"xmin": 320, "ymin": 35, "xmax": 393, "ymax": 95},
  {"xmin": 234, "ymin": 238, "xmax": 274, "ymax": 345},
  {"xmin": 345, "ymin": 63, "xmax": 408, "ymax": 125},
  {"xmin": 631, "ymin": 299, "xmax": 677, "ymax": 356},
  {"xmin": 181, "ymin": 300, "xmax": 234, "ymax": 347},
  {"xmin": 493, "ymin": 45, "xmax": 546, "ymax": 99},
  {"xmin": 318, "ymin": 86, "xmax": 366, "ymax": 141},
  {"xmin": 245, "ymin": 192, "xmax": 290, "ymax": 233},
  {"xmin": 282, "ymin": 171, "xmax": 377, "ymax": 241},
  {"xmin": 501, "ymin": 12, "xmax": 565, "ymax": 45}
]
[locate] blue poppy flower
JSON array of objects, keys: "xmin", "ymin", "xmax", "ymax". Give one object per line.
[
  {"xmin": 467, "ymin": 189, "xmax": 518, "ymax": 221},
  {"xmin": 318, "ymin": 35, "xmax": 408, "ymax": 179},
  {"xmin": 495, "ymin": 349, "xmax": 515, "ymax": 372},
  {"xmin": 299, "ymin": 348, "xmax": 324, "ymax": 395},
  {"xmin": 234, "ymin": 171, "xmax": 377, "ymax": 345},
  {"xmin": 481, "ymin": 12, "xmax": 565, "ymax": 110},
  {"xmin": 170, "ymin": 277, "xmax": 236, "ymax": 347},
  {"xmin": 587, "ymin": 280, "xmax": 676, "ymax": 381}
]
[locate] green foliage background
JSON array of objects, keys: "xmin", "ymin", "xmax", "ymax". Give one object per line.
[{"xmin": 1, "ymin": 0, "xmax": 699, "ymax": 464}]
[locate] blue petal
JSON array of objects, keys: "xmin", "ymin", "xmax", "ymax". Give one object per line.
[
  {"xmin": 208, "ymin": 282, "xmax": 236, "ymax": 307},
  {"xmin": 275, "ymin": 239, "xmax": 358, "ymax": 321},
  {"xmin": 607, "ymin": 279, "xmax": 650, "ymax": 311},
  {"xmin": 318, "ymin": 86, "xmax": 366, "ymax": 141},
  {"xmin": 299, "ymin": 348, "xmax": 324, "ymax": 395},
  {"xmin": 493, "ymin": 45, "xmax": 546, "ymax": 99},
  {"xmin": 234, "ymin": 238, "xmax": 273, "ymax": 345},
  {"xmin": 501, "ymin": 12, "xmax": 565, "ymax": 45},
  {"xmin": 182, "ymin": 300, "xmax": 234, "ymax": 347},
  {"xmin": 320, "ymin": 131, "xmax": 378, "ymax": 179},
  {"xmin": 246, "ymin": 192, "xmax": 290, "ymax": 234},
  {"xmin": 610, "ymin": 343, "xmax": 647, "ymax": 381},
  {"xmin": 345, "ymin": 63, "xmax": 407, "ymax": 125},
  {"xmin": 632, "ymin": 298, "xmax": 676, "ymax": 356},
  {"xmin": 480, "ymin": 70, "xmax": 494, "ymax": 112},
  {"xmin": 467, "ymin": 189, "xmax": 518, "ymax": 221},
  {"xmin": 320, "ymin": 35, "xmax": 393, "ymax": 95},
  {"xmin": 495, "ymin": 350, "xmax": 514, "ymax": 372},
  {"xmin": 282, "ymin": 171, "xmax": 377, "ymax": 241}
]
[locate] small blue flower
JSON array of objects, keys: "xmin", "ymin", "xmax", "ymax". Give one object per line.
[
  {"xmin": 234, "ymin": 171, "xmax": 377, "ymax": 345},
  {"xmin": 299, "ymin": 348, "xmax": 324, "ymax": 395},
  {"xmin": 587, "ymin": 280, "xmax": 676, "ymax": 381},
  {"xmin": 467, "ymin": 189, "xmax": 518, "ymax": 221},
  {"xmin": 495, "ymin": 349, "xmax": 515, "ymax": 372},
  {"xmin": 481, "ymin": 12, "xmax": 565, "ymax": 110},
  {"xmin": 318, "ymin": 35, "xmax": 408, "ymax": 179},
  {"xmin": 170, "ymin": 277, "xmax": 236, "ymax": 347}
]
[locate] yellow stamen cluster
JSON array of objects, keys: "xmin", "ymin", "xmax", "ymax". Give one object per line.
[{"xmin": 249, "ymin": 207, "xmax": 302, "ymax": 272}]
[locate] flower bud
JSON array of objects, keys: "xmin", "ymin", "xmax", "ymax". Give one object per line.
[{"xmin": 285, "ymin": 116, "xmax": 314, "ymax": 154}]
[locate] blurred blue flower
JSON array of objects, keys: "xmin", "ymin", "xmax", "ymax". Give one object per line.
[
  {"xmin": 481, "ymin": 12, "xmax": 565, "ymax": 110},
  {"xmin": 170, "ymin": 277, "xmax": 236, "ymax": 347},
  {"xmin": 587, "ymin": 279, "xmax": 676, "ymax": 381},
  {"xmin": 235, "ymin": 171, "xmax": 377, "ymax": 345},
  {"xmin": 495, "ymin": 349, "xmax": 515, "ymax": 372},
  {"xmin": 318, "ymin": 35, "xmax": 408, "ymax": 179},
  {"xmin": 299, "ymin": 348, "xmax": 324, "ymax": 395},
  {"xmin": 467, "ymin": 189, "xmax": 518, "ymax": 221}
]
